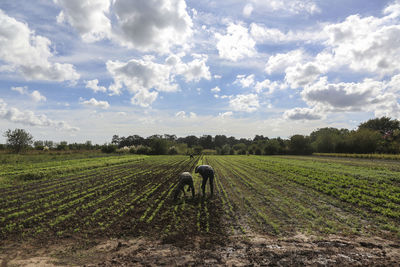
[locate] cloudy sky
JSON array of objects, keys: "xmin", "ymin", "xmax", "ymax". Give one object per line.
[{"xmin": 1, "ymin": 0, "xmax": 400, "ymax": 144}]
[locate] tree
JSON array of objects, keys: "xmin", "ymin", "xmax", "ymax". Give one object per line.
[
  {"xmin": 4, "ymin": 129, "xmax": 33, "ymax": 153},
  {"xmin": 149, "ymin": 137, "xmax": 168, "ymax": 155},
  {"xmin": 289, "ymin": 135, "xmax": 312, "ymax": 155},
  {"xmin": 358, "ymin": 117, "xmax": 400, "ymax": 135}
]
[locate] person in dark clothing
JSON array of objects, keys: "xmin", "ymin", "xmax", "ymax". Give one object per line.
[
  {"xmin": 190, "ymin": 154, "xmax": 194, "ymax": 159},
  {"xmin": 195, "ymin": 165, "xmax": 214, "ymax": 196},
  {"xmin": 173, "ymin": 172, "xmax": 195, "ymax": 200}
]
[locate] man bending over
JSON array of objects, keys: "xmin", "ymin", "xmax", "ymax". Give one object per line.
[
  {"xmin": 195, "ymin": 165, "xmax": 214, "ymax": 196},
  {"xmin": 173, "ymin": 172, "xmax": 195, "ymax": 200}
]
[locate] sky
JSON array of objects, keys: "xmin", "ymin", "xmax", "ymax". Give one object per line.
[{"xmin": 1, "ymin": 0, "xmax": 400, "ymax": 144}]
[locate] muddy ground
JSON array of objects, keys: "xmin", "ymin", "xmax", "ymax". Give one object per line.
[{"xmin": 1, "ymin": 233, "xmax": 399, "ymax": 266}]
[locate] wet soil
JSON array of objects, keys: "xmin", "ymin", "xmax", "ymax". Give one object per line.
[{"xmin": 1, "ymin": 233, "xmax": 399, "ymax": 266}]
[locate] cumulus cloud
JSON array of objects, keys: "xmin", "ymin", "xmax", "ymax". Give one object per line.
[
  {"xmin": 234, "ymin": 74, "xmax": 255, "ymax": 88},
  {"xmin": 56, "ymin": 0, "xmax": 193, "ymax": 53},
  {"xmin": 166, "ymin": 54, "xmax": 211, "ymax": 82},
  {"xmin": 30, "ymin": 90, "xmax": 47, "ymax": 102},
  {"xmin": 286, "ymin": 74, "xmax": 400, "ymax": 121},
  {"xmin": 107, "ymin": 57, "xmax": 178, "ymax": 96},
  {"xmin": 55, "ymin": 0, "xmax": 111, "ymax": 42},
  {"xmin": 107, "ymin": 54, "xmax": 210, "ymax": 107},
  {"xmin": 0, "ymin": 99, "xmax": 78, "ymax": 131},
  {"xmin": 285, "ymin": 62, "xmax": 322, "ymax": 89},
  {"xmin": 302, "ymin": 77, "xmax": 384, "ymax": 111},
  {"xmin": 229, "ymin": 94, "xmax": 259, "ymax": 112},
  {"xmin": 265, "ymin": 49, "xmax": 307, "ymax": 74},
  {"xmin": 320, "ymin": 12, "xmax": 400, "ymax": 76},
  {"xmin": 283, "ymin": 107, "xmax": 323, "ymax": 120},
  {"xmin": 254, "ymin": 79, "xmax": 282, "ymax": 94},
  {"xmin": 215, "ymin": 23, "xmax": 256, "ymax": 61},
  {"xmin": 130, "ymin": 90, "xmax": 158, "ymax": 107},
  {"xmin": 12, "ymin": 86, "xmax": 46, "ymax": 102},
  {"xmin": 80, "ymin": 98, "xmax": 110, "ymax": 109},
  {"xmin": 0, "ymin": 10, "xmax": 80, "ymax": 82},
  {"xmin": 85, "ymin": 79, "xmax": 107, "ymax": 93}
]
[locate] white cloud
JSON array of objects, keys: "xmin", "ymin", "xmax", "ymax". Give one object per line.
[
  {"xmin": 54, "ymin": 0, "xmax": 111, "ymax": 42},
  {"xmin": 234, "ymin": 74, "xmax": 255, "ymax": 88},
  {"xmin": 30, "ymin": 90, "xmax": 46, "ymax": 102},
  {"xmin": 117, "ymin": 112, "xmax": 127, "ymax": 116},
  {"xmin": 166, "ymin": 54, "xmax": 211, "ymax": 82},
  {"xmin": 85, "ymin": 79, "xmax": 107, "ymax": 93},
  {"xmin": 250, "ymin": 23, "xmax": 325, "ymax": 44},
  {"xmin": 229, "ymin": 94, "xmax": 259, "ymax": 112},
  {"xmin": 283, "ymin": 107, "xmax": 323, "ymax": 120},
  {"xmin": 218, "ymin": 111, "xmax": 233, "ymax": 118},
  {"xmin": 243, "ymin": 4, "xmax": 254, "ymax": 17},
  {"xmin": 55, "ymin": 0, "xmax": 193, "ymax": 53},
  {"xmin": 11, "ymin": 86, "xmax": 28, "ymax": 95},
  {"xmin": 320, "ymin": 12, "xmax": 400, "ymax": 76},
  {"xmin": 0, "ymin": 10, "xmax": 80, "ymax": 82},
  {"xmin": 250, "ymin": 0, "xmax": 320, "ymax": 14},
  {"xmin": 215, "ymin": 23, "xmax": 256, "ymax": 61},
  {"xmin": 265, "ymin": 49, "xmax": 307, "ymax": 74},
  {"xmin": 11, "ymin": 86, "xmax": 46, "ymax": 102},
  {"xmin": 107, "ymin": 54, "xmax": 211, "ymax": 107},
  {"xmin": 302, "ymin": 77, "xmax": 384, "ymax": 111},
  {"xmin": 0, "ymin": 99, "xmax": 78, "ymax": 131},
  {"xmin": 81, "ymin": 98, "xmax": 110, "ymax": 109},
  {"xmin": 130, "ymin": 90, "xmax": 158, "ymax": 108},
  {"xmin": 175, "ymin": 110, "xmax": 197, "ymax": 119},
  {"xmin": 107, "ymin": 57, "xmax": 178, "ymax": 96},
  {"xmin": 254, "ymin": 79, "xmax": 281, "ymax": 94},
  {"xmin": 285, "ymin": 62, "xmax": 321, "ymax": 89},
  {"xmin": 211, "ymin": 86, "xmax": 221, "ymax": 93}
]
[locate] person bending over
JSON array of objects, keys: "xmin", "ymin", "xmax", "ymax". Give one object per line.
[
  {"xmin": 173, "ymin": 172, "xmax": 195, "ymax": 200},
  {"xmin": 195, "ymin": 165, "xmax": 214, "ymax": 196}
]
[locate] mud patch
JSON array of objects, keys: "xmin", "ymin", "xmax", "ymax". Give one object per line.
[{"xmin": 1, "ymin": 234, "xmax": 399, "ymax": 266}]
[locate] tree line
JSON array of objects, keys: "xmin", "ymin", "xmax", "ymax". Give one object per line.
[{"xmin": 2, "ymin": 117, "xmax": 400, "ymax": 155}]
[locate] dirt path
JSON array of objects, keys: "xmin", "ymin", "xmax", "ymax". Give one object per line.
[{"xmin": 1, "ymin": 234, "xmax": 399, "ymax": 266}]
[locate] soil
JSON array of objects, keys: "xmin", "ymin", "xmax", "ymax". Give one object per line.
[{"xmin": 1, "ymin": 233, "xmax": 399, "ymax": 266}]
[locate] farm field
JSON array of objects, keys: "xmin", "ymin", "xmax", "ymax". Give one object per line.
[{"xmin": 1, "ymin": 154, "xmax": 400, "ymax": 266}]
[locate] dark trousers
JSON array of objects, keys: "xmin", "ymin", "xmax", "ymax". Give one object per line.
[{"xmin": 201, "ymin": 173, "xmax": 214, "ymax": 196}]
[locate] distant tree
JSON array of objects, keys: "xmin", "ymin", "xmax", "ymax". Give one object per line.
[
  {"xmin": 101, "ymin": 144, "xmax": 116, "ymax": 153},
  {"xmin": 350, "ymin": 129, "xmax": 381, "ymax": 153},
  {"xmin": 358, "ymin": 117, "xmax": 400, "ymax": 135},
  {"xmin": 4, "ymin": 128, "xmax": 33, "ymax": 153},
  {"xmin": 264, "ymin": 139, "xmax": 280, "ymax": 155},
  {"xmin": 289, "ymin": 135, "xmax": 312, "ymax": 155},
  {"xmin": 193, "ymin": 145, "xmax": 203, "ymax": 155},
  {"xmin": 214, "ymin": 135, "xmax": 228, "ymax": 148},
  {"xmin": 149, "ymin": 137, "xmax": 168, "ymax": 155},
  {"xmin": 44, "ymin": 140, "xmax": 54, "ymax": 149},
  {"xmin": 199, "ymin": 135, "xmax": 214, "ymax": 149},
  {"xmin": 57, "ymin": 141, "xmax": 68, "ymax": 150},
  {"xmin": 168, "ymin": 146, "xmax": 178, "ymax": 155},
  {"xmin": 220, "ymin": 144, "xmax": 231, "ymax": 155},
  {"xmin": 34, "ymin": 140, "xmax": 45, "ymax": 150}
]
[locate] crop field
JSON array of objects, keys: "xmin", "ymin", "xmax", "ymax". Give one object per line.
[{"xmin": 1, "ymin": 154, "xmax": 400, "ymax": 265}]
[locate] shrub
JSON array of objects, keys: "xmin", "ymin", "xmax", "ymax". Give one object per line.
[{"xmin": 136, "ymin": 145, "xmax": 151, "ymax": 154}]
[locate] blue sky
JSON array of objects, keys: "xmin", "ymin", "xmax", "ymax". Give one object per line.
[{"xmin": 1, "ymin": 0, "xmax": 400, "ymax": 144}]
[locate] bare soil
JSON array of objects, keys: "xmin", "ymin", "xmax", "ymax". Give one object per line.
[{"xmin": 1, "ymin": 233, "xmax": 399, "ymax": 266}]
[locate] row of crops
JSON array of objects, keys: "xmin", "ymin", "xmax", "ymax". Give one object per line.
[{"xmin": 1, "ymin": 154, "xmax": 399, "ymax": 242}]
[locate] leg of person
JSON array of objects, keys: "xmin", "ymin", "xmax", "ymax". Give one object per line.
[
  {"xmin": 201, "ymin": 176, "xmax": 208, "ymax": 196},
  {"xmin": 190, "ymin": 181, "xmax": 195, "ymax": 198},
  {"xmin": 209, "ymin": 173, "xmax": 214, "ymax": 196}
]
